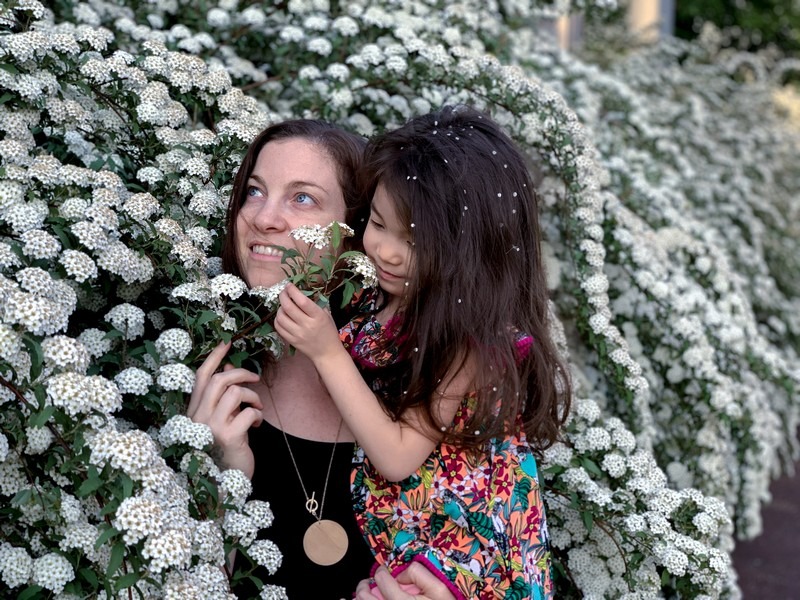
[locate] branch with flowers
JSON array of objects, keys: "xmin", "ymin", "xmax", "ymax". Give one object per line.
[{"xmin": 171, "ymin": 221, "xmax": 377, "ymax": 373}]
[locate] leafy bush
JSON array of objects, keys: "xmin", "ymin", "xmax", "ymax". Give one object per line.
[{"xmin": 0, "ymin": 0, "xmax": 797, "ymax": 598}]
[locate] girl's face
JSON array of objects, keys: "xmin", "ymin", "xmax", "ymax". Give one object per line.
[
  {"xmin": 236, "ymin": 138, "xmax": 346, "ymax": 288},
  {"xmin": 363, "ymin": 183, "xmax": 414, "ymax": 299}
]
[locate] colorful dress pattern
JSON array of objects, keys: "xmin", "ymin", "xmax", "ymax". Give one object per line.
[{"xmin": 340, "ymin": 311, "xmax": 554, "ymax": 600}]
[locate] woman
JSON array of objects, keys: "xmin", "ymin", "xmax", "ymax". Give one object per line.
[{"xmin": 187, "ymin": 119, "xmax": 455, "ymax": 599}]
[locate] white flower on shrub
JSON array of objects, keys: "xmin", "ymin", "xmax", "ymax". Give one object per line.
[
  {"xmin": 114, "ymin": 495, "xmax": 165, "ymax": 545},
  {"xmin": 59, "ymin": 249, "xmax": 98, "ymax": 282},
  {"xmin": 246, "ymin": 538, "xmax": 283, "ymax": 574},
  {"xmin": 20, "ymin": 229, "xmax": 60, "ymax": 260},
  {"xmin": 223, "ymin": 510, "xmax": 258, "ymax": 546},
  {"xmin": 114, "ymin": 367, "xmax": 153, "ymax": 395},
  {"xmin": 89, "ymin": 428, "xmax": 159, "ymax": 477},
  {"xmin": 192, "ymin": 520, "xmax": 226, "ymax": 564},
  {"xmin": 155, "ymin": 328, "xmax": 193, "ymax": 362},
  {"xmin": 77, "ymin": 328, "xmax": 112, "ymax": 358},
  {"xmin": 47, "ymin": 373, "xmax": 122, "ymax": 417},
  {"xmin": 104, "ymin": 303, "xmax": 146, "ymax": 340},
  {"xmin": 143, "ymin": 528, "xmax": 192, "ymax": 573},
  {"xmin": 31, "ymin": 552, "xmax": 74, "ymax": 594},
  {"xmin": 0, "ymin": 323, "xmax": 21, "ymax": 361},
  {"xmin": 157, "ymin": 363, "xmax": 195, "ymax": 393},
  {"xmin": 159, "ymin": 415, "xmax": 214, "ymax": 449},
  {"xmin": 58, "ymin": 522, "xmax": 101, "ymax": 561},
  {"xmin": 42, "ymin": 335, "xmax": 90, "ymax": 373},
  {"xmin": 171, "ymin": 281, "xmax": 212, "ymax": 303},
  {"xmin": 218, "ymin": 468, "xmax": 253, "ymax": 509},
  {"xmin": 0, "ymin": 432, "xmax": 8, "ymax": 462},
  {"xmin": 0, "ymin": 544, "xmax": 33, "ymax": 588},
  {"xmin": 209, "ymin": 273, "xmax": 248, "ymax": 299},
  {"xmin": 24, "ymin": 426, "xmax": 53, "ymax": 455}
]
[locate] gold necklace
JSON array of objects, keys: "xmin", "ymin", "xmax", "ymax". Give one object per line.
[{"xmin": 271, "ymin": 396, "xmax": 349, "ymax": 566}]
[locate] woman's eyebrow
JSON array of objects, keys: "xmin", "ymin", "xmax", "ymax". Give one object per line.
[
  {"xmin": 287, "ymin": 180, "xmax": 328, "ymax": 194},
  {"xmin": 246, "ymin": 176, "xmax": 328, "ymax": 194}
]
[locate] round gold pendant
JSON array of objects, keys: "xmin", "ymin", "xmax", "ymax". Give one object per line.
[{"xmin": 303, "ymin": 519, "xmax": 349, "ymax": 566}]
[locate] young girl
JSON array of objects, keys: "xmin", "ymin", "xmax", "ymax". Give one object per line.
[{"xmin": 275, "ymin": 106, "xmax": 571, "ymax": 600}]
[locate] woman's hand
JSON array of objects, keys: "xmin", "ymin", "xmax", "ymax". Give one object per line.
[
  {"xmin": 355, "ymin": 565, "xmax": 457, "ymax": 600},
  {"xmin": 186, "ymin": 341, "xmax": 263, "ymax": 478},
  {"xmin": 274, "ymin": 283, "xmax": 342, "ymax": 362}
]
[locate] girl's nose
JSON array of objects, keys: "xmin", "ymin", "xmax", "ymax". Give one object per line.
[{"xmin": 377, "ymin": 240, "xmax": 403, "ymax": 265}]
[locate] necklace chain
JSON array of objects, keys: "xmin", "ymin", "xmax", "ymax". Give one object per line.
[{"xmin": 271, "ymin": 395, "xmax": 343, "ymax": 521}]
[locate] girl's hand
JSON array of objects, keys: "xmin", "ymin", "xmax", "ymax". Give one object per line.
[
  {"xmin": 186, "ymin": 341, "xmax": 263, "ymax": 479},
  {"xmin": 354, "ymin": 565, "xmax": 457, "ymax": 600},
  {"xmin": 274, "ymin": 283, "xmax": 342, "ymax": 362}
]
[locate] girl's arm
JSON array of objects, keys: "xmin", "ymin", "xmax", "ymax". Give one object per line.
[{"xmin": 275, "ymin": 284, "xmax": 469, "ymax": 482}]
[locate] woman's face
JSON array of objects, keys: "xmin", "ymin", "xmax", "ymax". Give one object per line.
[{"xmin": 235, "ymin": 138, "xmax": 346, "ymax": 288}]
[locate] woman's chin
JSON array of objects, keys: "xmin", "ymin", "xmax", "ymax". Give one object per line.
[{"xmin": 244, "ymin": 264, "xmax": 285, "ymax": 289}]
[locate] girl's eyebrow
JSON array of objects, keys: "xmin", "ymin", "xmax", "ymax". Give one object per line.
[{"xmin": 370, "ymin": 203, "xmax": 384, "ymax": 219}]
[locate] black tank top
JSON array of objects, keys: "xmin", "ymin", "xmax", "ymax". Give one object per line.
[{"xmin": 232, "ymin": 420, "xmax": 375, "ymax": 598}]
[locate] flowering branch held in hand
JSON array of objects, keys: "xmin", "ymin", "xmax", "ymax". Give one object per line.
[{"xmin": 186, "ymin": 221, "xmax": 376, "ymax": 366}]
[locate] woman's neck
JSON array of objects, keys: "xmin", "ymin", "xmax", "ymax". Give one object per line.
[{"xmin": 257, "ymin": 352, "xmax": 354, "ymax": 442}]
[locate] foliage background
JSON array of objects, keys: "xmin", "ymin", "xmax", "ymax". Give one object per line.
[{"xmin": 0, "ymin": 0, "xmax": 798, "ymax": 598}]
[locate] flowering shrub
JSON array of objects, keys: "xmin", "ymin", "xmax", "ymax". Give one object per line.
[{"xmin": 1, "ymin": 0, "xmax": 797, "ymax": 598}]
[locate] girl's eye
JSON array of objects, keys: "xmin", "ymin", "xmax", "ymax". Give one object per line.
[
  {"xmin": 295, "ymin": 192, "xmax": 314, "ymax": 205},
  {"xmin": 369, "ymin": 218, "xmax": 384, "ymax": 229}
]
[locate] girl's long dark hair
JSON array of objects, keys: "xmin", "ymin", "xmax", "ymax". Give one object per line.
[{"xmin": 362, "ymin": 105, "xmax": 571, "ymax": 450}]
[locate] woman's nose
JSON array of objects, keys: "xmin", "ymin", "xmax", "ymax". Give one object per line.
[{"xmin": 246, "ymin": 199, "xmax": 288, "ymax": 232}]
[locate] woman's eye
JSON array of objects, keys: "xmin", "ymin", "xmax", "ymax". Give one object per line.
[
  {"xmin": 295, "ymin": 192, "xmax": 314, "ymax": 205},
  {"xmin": 246, "ymin": 186, "xmax": 263, "ymax": 198}
]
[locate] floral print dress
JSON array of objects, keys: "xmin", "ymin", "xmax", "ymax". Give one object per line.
[{"xmin": 340, "ymin": 310, "xmax": 554, "ymax": 600}]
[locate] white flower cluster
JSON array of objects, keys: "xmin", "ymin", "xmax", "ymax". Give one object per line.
[
  {"xmin": 46, "ymin": 373, "xmax": 122, "ymax": 417},
  {"xmin": 155, "ymin": 328, "xmax": 193, "ymax": 361},
  {"xmin": 158, "ymin": 415, "xmax": 214, "ymax": 449},
  {"xmin": 289, "ymin": 221, "xmax": 355, "ymax": 250},
  {"xmin": 347, "ymin": 252, "xmax": 378, "ymax": 288}
]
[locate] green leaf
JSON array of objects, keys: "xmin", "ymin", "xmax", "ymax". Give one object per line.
[
  {"xmin": 228, "ymin": 351, "xmax": 249, "ymax": 368},
  {"xmin": 106, "ymin": 543, "xmax": 125, "ymax": 578},
  {"xmin": 18, "ymin": 586, "xmax": 44, "ymax": 600},
  {"xmin": 94, "ymin": 525, "xmax": 119, "ymax": 550},
  {"xmin": 11, "ymin": 488, "xmax": 32, "ymax": 507},
  {"xmin": 661, "ymin": 568, "xmax": 671, "ymax": 584},
  {"xmin": 331, "ymin": 221, "xmax": 342, "ymax": 249},
  {"xmin": 21, "ymin": 336, "xmax": 43, "ymax": 382},
  {"xmin": 121, "ymin": 473, "xmax": 133, "ymax": 500},
  {"xmin": 0, "ymin": 63, "xmax": 19, "ymax": 75},
  {"xmin": 80, "ymin": 567, "xmax": 99, "ymax": 588},
  {"xmin": 581, "ymin": 510, "xmax": 594, "ymax": 535},
  {"xmin": 341, "ymin": 280, "xmax": 356, "ymax": 308},
  {"xmin": 114, "ymin": 572, "xmax": 140, "ymax": 591},
  {"xmin": 0, "ymin": 92, "xmax": 13, "ymax": 105},
  {"xmin": 195, "ymin": 310, "xmax": 221, "ymax": 328},
  {"xmin": 78, "ymin": 467, "xmax": 103, "ymax": 497},
  {"xmin": 581, "ymin": 457, "xmax": 603, "ymax": 478},
  {"xmin": 29, "ymin": 405, "xmax": 56, "ymax": 428}
]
